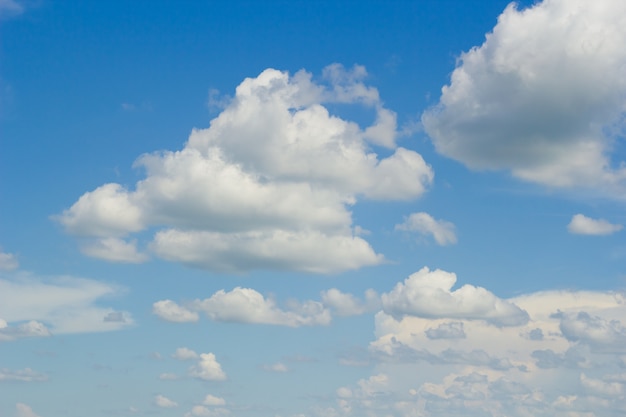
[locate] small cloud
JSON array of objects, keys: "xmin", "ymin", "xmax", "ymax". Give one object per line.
[
  {"xmin": 158, "ymin": 373, "xmax": 178, "ymax": 380},
  {"xmin": 567, "ymin": 214, "xmax": 623, "ymax": 236},
  {"xmin": 262, "ymin": 362, "xmax": 288, "ymax": 373},
  {"xmin": 172, "ymin": 347, "xmax": 198, "ymax": 361},
  {"xmin": 103, "ymin": 311, "xmax": 128, "ymax": 323},
  {"xmin": 155, "ymin": 394, "xmax": 178, "ymax": 408},
  {"xmin": 189, "ymin": 353, "xmax": 226, "ymax": 381},
  {"xmin": 202, "ymin": 394, "xmax": 226, "ymax": 406},
  {"xmin": 395, "ymin": 212, "xmax": 457, "ymax": 246},
  {"xmin": 15, "ymin": 402, "xmax": 40, "ymax": 417},
  {"xmin": 0, "ymin": 250, "xmax": 18, "ymax": 271},
  {"xmin": 81, "ymin": 237, "xmax": 148, "ymax": 263},
  {"xmin": 152, "ymin": 300, "xmax": 199, "ymax": 323}
]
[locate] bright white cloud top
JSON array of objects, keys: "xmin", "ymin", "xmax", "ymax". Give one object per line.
[
  {"xmin": 57, "ymin": 65, "xmax": 433, "ymax": 273},
  {"xmin": 3, "ymin": 0, "xmax": 626, "ymax": 416},
  {"xmin": 422, "ymin": 0, "xmax": 626, "ymax": 193}
]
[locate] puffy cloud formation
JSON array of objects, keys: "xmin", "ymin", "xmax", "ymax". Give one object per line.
[
  {"xmin": 422, "ymin": 0, "xmax": 626, "ymax": 193},
  {"xmin": 381, "ymin": 267, "xmax": 529, "ymax": 326},
  {"xmin": 155, "ymin": 395, "xmax": 178, "ymax": 408},
  {"xmin": 0, "ymin": 274, "xmax": 132, "ymax": 336},
  {"xmin": 395, "ymin": 212, "xmax": 457, "ymax": 246},
  {"xmin": 321, "ymin": 288, "xmax": 380, "ymax": 316},
  {"xmin": 155, "ymin": 287, "xmax": 330, "ymax": 327},
  {"xmin": 189, "ymin": 353, "xmax": 226, "ymax": 381},
  {"xmin": 80, "ymin": 237, "xmax": 148, "ymax": 263},
  {"xmin": 57, "ymin": 65, "xmax": 433, "ymax": 273},
  {"xmin": 152, "ymin": 300, "xmax": 199, "ymax": 323},
  {"xmin": 567, "ymin": 214, "xmax": 623, "ymax": 235},
  {"xmin": 331, "ymin": 286, "xmax": 626, "ymax": 417},
  {"xmin": 172, "ymin": 347, "xmax": 199, "ymax": 360},
  {"xmin": 202, "ymin": 395, "xmax": 226, "ymax": 406}
]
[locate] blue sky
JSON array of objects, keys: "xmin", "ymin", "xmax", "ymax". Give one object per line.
[{"xmin": 1, "ymin": 0, "xmax": 626, "ymax": 416}]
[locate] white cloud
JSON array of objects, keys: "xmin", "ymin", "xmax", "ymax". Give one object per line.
[
  {"xmin": 185, "ymin": 406, "xmax": 230, "ymax": 417},
  {"xmin": 395, "ymin": 212, "xmax": 457, "ymax": 245},
  {"xmin": 0, "ymin": 319, "xmax": 50, "ymax": 342},
  {"xmin": 422, "ymin": 0, "xmax": 626, "ymax": 193},
  {"xmin": 152, "ymin": 300, "xmax": 199, "ymax": 323},
  {"xmin": 381, "ymin": 267, "xmax": 529, "ymax": 326},
  {"xmin": 263, "ymin": 362, "xmax": 289, "ymax": 373},
  {"xmin": 321, "ymin": 288, "xmax": 380, "ymax": 316},
  {"xmin": 172, "ymin": 347, "xmax": 199, "ymax": 360},
  {"xmin": 202, "ymin": 394, "xmax": 226, "ymax": 406},
  {"xmin": 191, "ymin": 287, "xmax": 330, "ymax": 327},
  {"xmin": 340, "ymin": 280, "xmax": 626, "ymax": 417},
  {"xmin": 0, "ymin": 368, "xmax": 47, "ymax": 382},
  {"xmin": 158, "ymin": 373, "xmax": 178, "ymax": 380},
  {"xmin": 0, "ymin": 250, "xmax": 18, "ymax": 271},
  {"xmin": 0, "ymin": 273, "xmax": 133, "ymax": 335},
  {"xmin": 80, "ymin": 237, "xmax": 148, "ymax": 263},
  {"xmin": 155, "ymin": 395, "xmax": 178, "ymax": 408},
  {"xmin": 189, "ymin": 353, "xmax": 226, "ymax": 381},
  {"xmin": 15, "ymin": 403, "xmax": 40, "ymax": 417},
  {"xmin": 58, "ymin": 65, "xmax": 434, "ymax": 273},
  {"xmin": 567, "ymin": 214, "xmax": 623, "ymax": 235}
]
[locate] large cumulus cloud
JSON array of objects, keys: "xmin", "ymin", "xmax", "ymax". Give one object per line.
[
  {"xmin": 422, "ymin": 0, "xmax": 626, "ymax": 192},
  {"xmin": 58, "ymin": 65, "xmax": 433, "ymax": 273}
]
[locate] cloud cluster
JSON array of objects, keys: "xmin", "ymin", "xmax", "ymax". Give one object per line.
[
  {"xmin": 0, "ymin": 250, "xmax": 18, "ymax": 271},
  {"xmin": 155, "ymin": 287, "xmax": 330, "ymax": 327},
  {"xmin": 330, "ymin": 283, "xmax": 626, "ymax": 417},
  {"xmin": 422, "ymin": 0, "xmax": 626, "ymax": 193},
  {"xmin": 57, "ymin": 65, "xmax": 434, "ymax": 273},
  {"xmin": 0, "ymin": 273, "xmax": 132, "ymax": 337}
]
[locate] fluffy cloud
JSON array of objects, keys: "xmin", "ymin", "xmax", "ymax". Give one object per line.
[
  {"xmin": 422, "ymin": 0, "xmax": 626, "ymax": 193},
  {"xmin": 15, "ymin": 403, "xmax": 40, "ymax": 417},
  {"xmin": 172, "ymin": 347, "xmax": 199, "ymax": 361},
  {"xmin": 0, "ymin": 368, "xmax": 47, "ymax": 382},
  {"xmin": 152, "ymin": 300, "xmax": 199, "ymax": 323},
  {"xmin": 189, "ymin": 287, "xmax": 330, "ymax": 327},
  {"xmin": 80, "ymin": 237, "xmax": 148, "ymax": 263},
  {"xmin": 567, "ymin": 214, "xmax": 623, "ymax": 235},
  {"xmin": 381, "ymin": 267, "xmax": 529, "ymax": 326},
  {"xmin": 0, "ymin": 250, "xmax": 18, "ymax": 271},
  {"xmin": 155, "ymin": 395, "xmax": 178, "ymax": 408},
  {"xmin": 189, "ymin": 353, "xmax": 226, "ymax": 381},
  {"xmin": 0, "ymin": 319, "xmax": 50, "ymax": 342},
  {"xmin": 0, "ymin": 273, "xmax": 133, "ymax": 336},
  {"xmin": 58, "ymin": 65, "xmax": 433, "ymax": 273},
  {"xmin": 320, "ymin": 288, "xmax": 380, "ymax": 316},
  {"xmin": 395, "ymin": 212, "xmax": 457, "ymax": 245},
  {"xmin": 202, "ymin": 394, "xmax": 226, "ymax": 406}
]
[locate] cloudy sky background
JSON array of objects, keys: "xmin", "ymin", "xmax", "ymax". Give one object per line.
[{"xmin": 1, "ymin": 0, "xmax": 626, "ymax": 416}]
